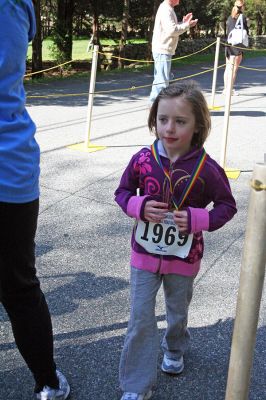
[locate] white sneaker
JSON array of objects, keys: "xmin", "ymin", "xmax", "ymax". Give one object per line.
[
  {"xmin": 36, "ymin": 370, "xmax": 70, "ymax": 399},
  {"xmin": 161, "ymin": 354, "xmax": 184, "ymax": 375},
  {"xmin": 120, "ymin": 389, "xmax": 153, "ymax": 400},
  {"xmin": 222, "ymin": 89, "xmax": 239, "ymax": 96}
]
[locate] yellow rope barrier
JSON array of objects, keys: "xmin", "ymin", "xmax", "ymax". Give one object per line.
[
  {"xmin": 27, "ymin": 64, "xmax": 226, "ymax": 99},
  {"xmin": 238, "ymin": 65, "xmax": 266, "ymax": 72},
  {"xmin": 98, "ymin": 50, "xmax": 152, "ymax": 63},
  {"xmin": 24, "ymin": 40, "xmax": 265, "ymax": 78},
  {"xmin": 220, "ymin": 40, "xmax": 266, "ymax": 72},
  {"xmin": 25, "ymin": 37, "xmax": 266, "ymax": 100},
  {"xmin": 98, "ymin": 41, "xmax": 217, "ymax": 64},
  {"xmin": 25, "ymin": 59, "xmax": 77, "ymax": 77},
  {"xmin": 26, "ymin": 42, "xmax": 215, "ymax": 77},
  {"xmin": 172, "ymin": 41, "xmax": 216, "ymax": 61},
  {"xmin": 221, "ymin": 40, "xmax": 266, "ymax": 52},
  {"xmin": 27, "ymin": 92, "xmax": 89, "ymax": 99},
  {"xmin": 24, "ymin": 53, "xmax": 92, "ymax": 77}
]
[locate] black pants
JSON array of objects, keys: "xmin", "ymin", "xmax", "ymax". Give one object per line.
[{"xmin": 0, "ymin": 200, "xmax": 58, "ymax": 392}]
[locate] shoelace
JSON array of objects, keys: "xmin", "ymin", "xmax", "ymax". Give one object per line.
[
  {"xmin": 124, "ymin": 394, "xmax": 138, "ymax": 400},
  {"xmin": 39, "ymin": 386, "xmax": 63, "ymax": 400},
  {"xmin": 39, "ymin": 386, "xmax": 52, "ymax": 400}
]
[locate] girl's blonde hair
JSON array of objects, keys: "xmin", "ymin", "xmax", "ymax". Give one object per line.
[
  {"xmin": 148, "ymin": 80, "xmax": 211, "ymax": 149},
  {"xmin": 231, "ymin": 0, "xmax": 244, "ymax": 18}
]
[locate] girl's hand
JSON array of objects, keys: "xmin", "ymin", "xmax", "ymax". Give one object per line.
[
  {"xmin": 173, "ymin": 210, "xmax": 189, "ymax": 233},
  {"xmin": 144, "ymin": 200, "xmax": 168, "ymax": 223}
]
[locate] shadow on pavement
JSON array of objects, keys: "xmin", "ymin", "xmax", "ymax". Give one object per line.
[{"xmin": 1, "ymin": 317, "xmax": 265, "ymax": 399}]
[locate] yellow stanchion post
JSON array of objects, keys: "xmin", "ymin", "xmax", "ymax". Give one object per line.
[
  {"xmin": 225, "ymin": 163, "xmax": 266, "ymax": 400},
  {"xmin": 220, "ymin": 59, "xmax": 240, "ymax": 179},
  {"xmin": 209, "ymin": 37, "xmax": 221, "ymax": 110},
  {"xmin": 69, "ymin": 45, "xmax": 106, "ymax": 153}
]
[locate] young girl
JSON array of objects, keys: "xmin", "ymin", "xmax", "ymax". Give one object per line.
[{"xmin": 114, "ymin": 80, "xmax": 237, "ymax": 400}]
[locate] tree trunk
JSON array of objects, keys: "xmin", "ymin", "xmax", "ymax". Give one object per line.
[
  {"xmin": 256, "ymin": 12, "xmax": 263, "ymax": 35},
  {"xmin": 90, "ymin": 1, "xmax": 103, "ymax": 70},
  {"xmin": 91, "ymin": 0, "xmax": 100, "ymax": 45},
  {"xmin": 148, "ymin": 0, "xmax": 161, "ymax": 60},
  {"xmin": 32, "ymin": 0, "xmax": 43, "ymax": 79},
  {"xmin": 55, "ymin": 0, "xmax": 74, "ymax": 62},
  {"xmin": 119, "ymin": 0, "xmax": 129, "ymax": 69}
]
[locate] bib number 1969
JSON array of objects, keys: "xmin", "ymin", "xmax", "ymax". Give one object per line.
[{"xmin": 135, "ymin": 212, "xmax": 193, "ymax": 258}]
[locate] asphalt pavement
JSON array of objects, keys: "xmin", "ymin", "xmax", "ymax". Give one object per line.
[{"xmin": 0, "ymin": 55, "xmax": 266, "ymax": 399}]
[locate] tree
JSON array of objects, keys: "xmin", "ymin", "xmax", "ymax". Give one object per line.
[
  {"xmin": 41, "ymin": 0, "xmax": 57, "ymax": 38},
  {"xmin": 91, "ymin": 0, "xmax": 100, "ymax": 45},
  {"xmin": 84, "ymin": 0, "xmax": 122, "ymax": 45},
  {"xmin": 32, "ymin": 0, "xmax": 43, "ymax": 78},
  {"xmin": 30, "ymin": 0, "xmax": 266, "ymax": 72},
  {"xmin": 119, "ymin": 0, "xmax": 130, "ymax": 68},
  {"xmin": 128, "ymin": 0, "xmax": 153, "ymax": 37},
  {"xmin": 147, "ymin": 0, "xmax": 161, "ymax": 58},
  {"xmin": 53, "ymin": 0, "xmax": 74, "ymax": 62},
  {"xmin": 246, "ymin": 0, "xmax": 266, "ymax": 35}
]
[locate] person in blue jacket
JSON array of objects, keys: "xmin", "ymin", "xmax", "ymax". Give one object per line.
[{"xmin": 0, "ymin": 1, "xmax": 70, "ymax": 399}]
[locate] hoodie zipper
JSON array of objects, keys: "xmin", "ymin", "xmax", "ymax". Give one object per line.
[{"xmin": 157, "ymin": 160, "xmax": 174, "ymax": 274}]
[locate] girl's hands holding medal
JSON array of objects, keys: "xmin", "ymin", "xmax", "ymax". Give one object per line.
[
  {"xmin": 143, "ymin": 201, "xmax": 189, "ymax": 234},
  {"xmin": 173, "ymin": 210, "xmax": 189, "ymax": 233},
  {"xmin": 144, "ymin": 200, "xmax": 168, "ymax": 223}
]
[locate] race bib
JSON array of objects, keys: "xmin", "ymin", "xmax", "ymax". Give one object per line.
[{"xmin": 135, "ymin": 212, "xmax": 193, "ymax": 258}]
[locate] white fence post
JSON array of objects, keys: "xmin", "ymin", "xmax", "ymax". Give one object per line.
[
  {"xmin": 220, "ymin": 58, "xmax": 234, "ymax": 168},
  {"xmin": 85, "ymin": 45, "xmax": 99, "ymax": 148},
  {"xmin": 225, "ymin": 162, "xmax": 266, "ymax": 400},
  {"xmin": 210, "ymin": 37, "xmax": 221, "ymax": 109}
]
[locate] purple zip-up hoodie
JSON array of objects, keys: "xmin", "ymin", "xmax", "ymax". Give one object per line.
[{"xmin": 114, "ymin": 140, "xmax": 237, "ymax": 277}]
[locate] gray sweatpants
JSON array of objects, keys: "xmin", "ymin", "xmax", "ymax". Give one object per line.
[{"xmin": 119, "ymin": 266, "xmax": 194, "ymax": 393}]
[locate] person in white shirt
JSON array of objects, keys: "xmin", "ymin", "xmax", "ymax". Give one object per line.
[{"xmin": 149, "ymin": 0, "xmax": 198, "ymax": 104}]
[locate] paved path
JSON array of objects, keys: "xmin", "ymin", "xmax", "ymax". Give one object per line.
[{"xmin": 0, "ymin": 56, "xmax": 266, "ymax": 399}]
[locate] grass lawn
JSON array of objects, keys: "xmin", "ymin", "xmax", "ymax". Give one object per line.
[
  {"xmin": 27, "ymin": 38, "xmax": 148, "ymax": 61},
  {"xmin": 172, "ymin": 49, "xmax": 266, "ymax": 66},
  {"xmin": 27, "ymin": 37, "xmax": 266, "ymax": 63},
  {"xmin": 25, "ymin": 38, "xmax": 265, "ymax": 83}
]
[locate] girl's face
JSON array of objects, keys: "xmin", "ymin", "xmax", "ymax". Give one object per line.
[{"xmin": 156, "ymin": 96, "xmax": 197, "ymax": 160}]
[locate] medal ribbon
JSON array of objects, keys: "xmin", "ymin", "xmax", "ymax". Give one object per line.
[{"xmin": 151, "ymin": 140, "xmax": 207, "ymax": 210}]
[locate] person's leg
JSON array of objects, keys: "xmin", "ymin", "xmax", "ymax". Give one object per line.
[
  {"xmin": 161, "ymin": 274, "xmax": 194, "ymax": 360},
  {"xmin": 149, "ymin": 53, "xmax": 172, "ymax": 104},
  {"xmin": 119, "ymin": 267, "xmax": 162, "ymax": 393},
  {"xmin": 0, "ymin": 200, "xmax": 58, "ymax": 392},
  {"xmin": 232, "ymin": 53, "xmax": 242, "ymax": 86},
  {"xmin": 223, "ymin": 56, "xmax": 231, "ymax": 91},
  {"xmin": 224, "ymin": 54, "xmax": 242, "ymax": 93}
]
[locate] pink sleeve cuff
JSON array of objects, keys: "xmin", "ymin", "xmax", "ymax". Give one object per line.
[
  {"xmin": 188, "ymin": 207, "xmax": 209, "ymax": 233},
  {"xmin": 126, "ymin": 195, "xmax": 150, "ymax": 220}
]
